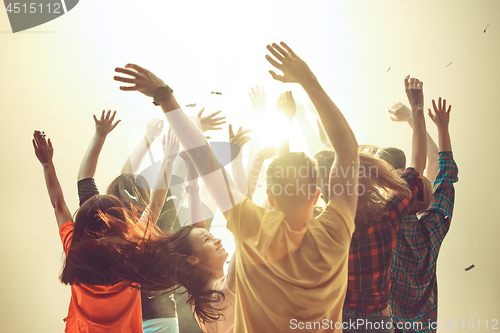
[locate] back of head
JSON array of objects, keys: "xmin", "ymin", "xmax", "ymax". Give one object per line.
[
  {"xmin": 376, "ymin": 147, "xmax": 406, "ymax": 171},
  {"xmin": 60, "ymin": 194, "xmax": 129, "ymax": 285},
  {"xmin": 408, "ymin": 175, "xmax": 433, "ymax": 215},
  {"xmin": 314, "ymin": 149, "xmax": 336, "ymax": 203},
  {"xmin": 107, "ymin": 173, "xmax": 150, "ymax": 209},
  {"xmin": 266, "ymin": 152, "xmax": 318, "ymax": 211},
  {"xmin": 355, "ymin": 153, "xmax": 412, "ymax": 228}
]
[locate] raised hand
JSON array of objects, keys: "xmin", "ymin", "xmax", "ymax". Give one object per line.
[
  {"xmin": 404, "ymin": 75, "xmax": 424, "ymax": 109},
  {"xmin": 33, "ymin": 130, "xmax": 53, "ymax": 166},
  {"xmin": 93, "ymin": 110, "xmax": 121, "ymax": 137},
  {"xmin": 179, "ymin": 150, "xmax": 198, "ymax": 179},
  {"xmin": 198, "ymin": 107, "xmax": 226, "ymax": 132},
  {"xmin": 249, "ymin": 85, "xmax": 267, "ymax": 113},
  {"xmin": 146, "ymin": 118, "xmax": 164, "ymax": 140},
  {"xmin": 428, "ymin": 97, "xmax": 451, "ymax": 130},
  {"xmin": 387, "ymin": 102, "xmax": 412, "ymax": 123},
  {"xmin": 229, "ymin": 124, "xmax": 252, "ymax": 159},
  {"xmin": 114, "ymin": 64, "xmax": 165, "ymax": 97},
  {"xmin": 162, "ymin": 128, "xmax": 180, "ymax": 162},
  {"xmin": 265, "ymin": 42, "xmax": 315, "ymax": 85},
  {"xmin": 276, "ymin": 91, "xmax": 296, "ymax": 119}
]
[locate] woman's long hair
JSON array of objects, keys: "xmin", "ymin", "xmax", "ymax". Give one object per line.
[
  {"xmin": 355, "ymin": 153, "xmax": 412, "ymax": 227},
  {"xmin": 65, "ymin": 210, "xmax": 226, "ymax": 323},
  {"xmin": 60, "ymin": 194, "xmax": 132, "ymax": 285},
  {"xmin": 107, "ymin": 173, "xmax": 150, "ymax": 210}
]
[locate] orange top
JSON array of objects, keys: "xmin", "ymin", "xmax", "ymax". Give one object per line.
[{"xmin": 59, "ymin": 222, "xmax": 143, "ymax": 333}]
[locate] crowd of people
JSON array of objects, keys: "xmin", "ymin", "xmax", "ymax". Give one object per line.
[{"xmin": 33, "ymin": 41, "xmax": 458, "ymax": 333}]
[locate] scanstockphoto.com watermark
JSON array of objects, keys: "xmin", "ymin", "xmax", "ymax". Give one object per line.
[
  {"xmin": 290, "ymin": 318, "xmax": 431, "ymax": 331},
  {"xmin": 264, "ymin": 162, "xmax": 379, "ymax": 199}
]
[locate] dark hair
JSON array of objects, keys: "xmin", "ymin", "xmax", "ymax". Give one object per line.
[
  {"xmin": 65, "ymin": 219, "xmax": 226, "ymax": 323},
  {"xmin": 354, "ymin": 153, "xmax": 411, "ymax": 227},
  {"xmin": 377, "ymin": 147, "xmax": 406, "ymax": 170},
  {"xmin": 266, "ymin": 152, "xmax": 318, "ymax": 209},
  {"xmin": 107, "ymin": 173, "xmax": 150, "ymax": 209},
  {"xmin": 60, "ymin": 194, "xmax": 129, "ymax": 285}
]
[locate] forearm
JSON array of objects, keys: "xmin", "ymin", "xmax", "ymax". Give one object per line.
[
  {"xmin": 410, "ymin": 107, "xmax": 427, "ymax": 174},
  {"xmin": 249, "ymin": 113, "xmax": 266, "ymax": 158},
  {"xmin": 78, "ymin": 134, "xmax": 106, "ymax": 181},
  {"xmin": 407, "ymin": 119, "xmax": 438, "ymax": 180},
  {"xmin": 437, "ymin": 127, "xmax": 452, "ymax": 152},
  {"xmin": 302, "ymin": 79, "xmax": 358, "ymax": 159},
  {"xmin": 121, "ymin": 134, "xmax": 157, "ymax": 174},
  {"xmin": 43, "ymin": 163, "xmax": 72, "ymax": 228}
]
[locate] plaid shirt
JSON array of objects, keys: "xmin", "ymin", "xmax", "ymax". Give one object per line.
[
  {"xmin": 390, "ymin": 152, "xmax": 458, "ymax": 332},
  {"xmin": 344, "ymin": 167, "xmax": 423, "ymax": 313}
]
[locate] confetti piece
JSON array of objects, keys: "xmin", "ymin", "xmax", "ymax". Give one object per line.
[
  {"xmin": 205, "ymin": 136, "xmax": 212, "ymax": 140},
  {"xmin": 211, "ymin": 92, "xmax": 222, "ymax": 95},
  {"xmin": 185, "ymin": 103, "xmax": 196, "ymax": 108},
  {"xmin": 484, "ymin": 23, "xmax": 490, "ymax": 33},
  {"xmin": 445, "ymin": 62, "xmax": 453, "ymax": 68},
  {"xmin": 387, "ymin": 67, "xmax": 391, "ymax": 72},
  {"xmin": 465, "ymin": 264, "xmax": 475, "ymax": 271}
]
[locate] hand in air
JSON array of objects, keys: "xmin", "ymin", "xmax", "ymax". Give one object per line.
[
  {"xmin": 428, "ymin": 97, "xmax": 451, "ymax": 129},
  {"xmin": 33, "ymin": 130, "xmax": 54, "ymax": 166},
  {"xmin": 387, "ymin": 102, "xmax": 411, "ymax": 122},
  {"xmin": 114, "ymin": 64, "xmax": 165, "ymax": 97},
  {"xmin": 198, "ymin": 107, "xmax": 226, "ymax": 132},
  {"xmin": 94, "ymin": 110, "xmax": 121, "ymax": 137},
  {"xmin": 249, "ymin": 85, "xmax": 267, "ymax": 114},
  {"xmin": 162, "ymin": 128, "xmax": 180, "ymax": 163},
  {"xmin": 404, "ymin": 75, "xmax": 424, "ymax": 109},
  {"xmin": 265, "ymin": 42, "xmax": 315, "ymax": 85},
  {"xmin": 276, "ymin": 91, "xmax": 296, "ymax": 119},
  {"xmin": 146, "ymin": 118, "xmax": 164, "ymax": 140},
  {"xmin": 229, "ymin": 124, "xmax": 252, "ymax": 159}
]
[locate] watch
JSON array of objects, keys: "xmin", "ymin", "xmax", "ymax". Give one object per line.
[
  {"xmin": 185, "ymin": 185, "xmax": 199, "ymax": 194},
  {"xmin": 153, "ymin": 85, "xmax": 173, "ymax": 106}
]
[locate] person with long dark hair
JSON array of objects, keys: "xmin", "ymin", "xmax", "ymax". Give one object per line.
[{"xmin": 34, "ymin": 125, "xmax": 178, "ymax": 332}]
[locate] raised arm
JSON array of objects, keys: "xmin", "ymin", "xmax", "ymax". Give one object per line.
[
  {"xmin": 387, "ymin": 101, "xmax": 439, "ymax": 180},
  {"xmin": 404, "ymin": 76, "xmax": 427, "ymax": 175},
  {"xmin": 121, "ymin": 118, "xmax": 163, "ymax": 174},
  {"xmin": 229, "ymin": 124, "xmax": 252, "ymax": 194},
  {"xmin": 114, "ymin": 64, "xmax": 246, "ymax": 214},
  {"xmin": 265, "ymin": 42, "xmax": 358, "ymax": 216},
  {"xmin": 179, "ymin": 151, "xmax": 207, "ymax": 229},
  {"xmin": 275, "ymin": 91, "xmax": 296, "ymax": 155},
  {"xmin": 78, "ymin": 110, "xmax": 121, "ymax": 181},
  {"xmin": 33, "ymin": 131, "xmax": 72, "ymax": 228},
  {"xmin": 140, "ymin": 129, "xmax": 179, "ymax": 226}
]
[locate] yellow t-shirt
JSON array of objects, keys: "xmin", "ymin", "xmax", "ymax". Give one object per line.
[{"xmin": 225, "ymin": 198, "xmax": 354, "ymax": 332}]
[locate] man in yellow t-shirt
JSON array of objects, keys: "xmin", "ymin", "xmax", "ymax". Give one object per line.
[{"xmin": 223, "ymin": 42, "xmax": 359, "ymax": 332}]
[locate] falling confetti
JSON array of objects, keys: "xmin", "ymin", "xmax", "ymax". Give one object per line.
[
  {"xmin": 484, "ymin": 23, "xmax": 490, "ymax": 33},
  {"xmin": 445, "ymin": 62, "xmax": 454, "ymax": 68},
  {"xmin": 387, "ymin": 67, "xmax": 391, "ymax": 72},
  {"xmin": 185, "ymin": 103, "xmax": 196, "ymax": 107},
  {"xmin": 211, "ymin": 92, "xmax": 222, "ymax": 95},
  {"xmin": 464, "ymin": 264, "xmax": 475, "ymax": 271}
]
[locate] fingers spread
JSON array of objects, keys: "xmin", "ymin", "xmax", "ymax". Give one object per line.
[
  {"xmin": 280, "ymin": 42, "xmax": 296, "ymax": 57},
  {"xmin": 125, "ymin": 63, "xmax": 145, "ymax": 73},
  {"xmin": 265, "ymin": 55, "xmax": 283, "ymax": 69},
  {"xmin": 115, "ymin": 67, "xmax": 139, "ymax": 77},
  {"xmin": 120, "ymin": 85, "xmax": 138, "ymax": 91},
  {"xmin": 269, "ymin": 70, "xmax": 285, "ymax": 82}
]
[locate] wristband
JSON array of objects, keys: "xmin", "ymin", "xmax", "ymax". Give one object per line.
[{"xmin": 153, "ymin": 85, "xmax": 173, "ymax": 106}]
